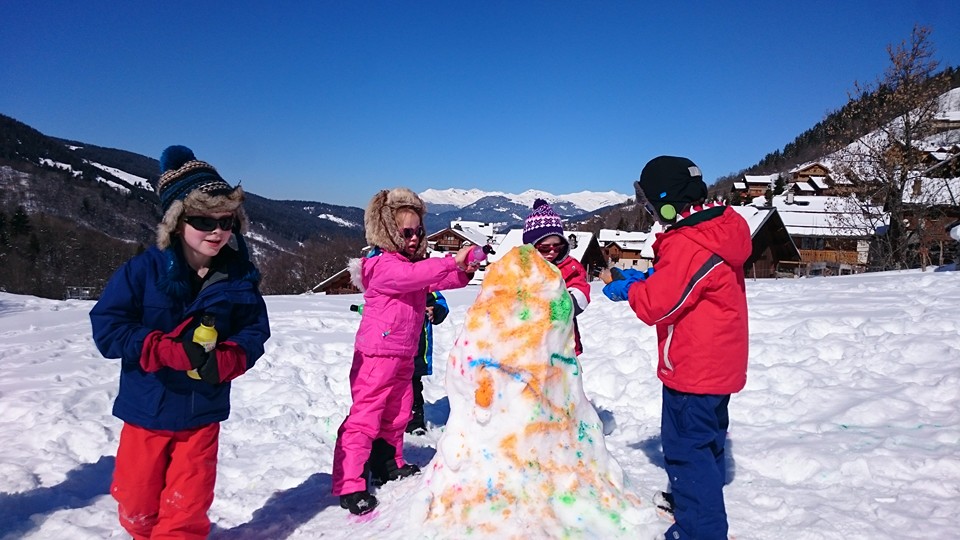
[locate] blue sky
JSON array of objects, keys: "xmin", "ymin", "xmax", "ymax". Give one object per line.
[{"xmin": 3, "ymin": 1, "xmax": 959, "ymax": 208}]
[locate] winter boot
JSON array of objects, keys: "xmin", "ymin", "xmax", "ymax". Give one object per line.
[
  {"xmin": 405, "ymin": 411, "xmax": 426, "ymax": 435},
  {"xmin": 381, "ymin": 463, "xmax": 421, "ymax": 484},
  {"xmin": 406, "ymin": 378, "xmax": 426, "ymax": 434},
  {"xmin": 367, "ymin": 438, "xmax": 420, "ymax": 485},
  {"xmin": 340, "ymin": 490, "xmax": 378, "ymax": 515}
]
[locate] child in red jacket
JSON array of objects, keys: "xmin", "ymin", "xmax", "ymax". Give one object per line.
[
  {"xmin": 601, "ymin": 156, "xmax": 751, "ymax": 540},
  {"xmin": 522, "ymin": 199, "xmax": 590, "ymax": 355}
]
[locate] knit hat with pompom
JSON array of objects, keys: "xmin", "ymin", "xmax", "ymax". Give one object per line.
[{"xmin": 522, "ymin": 198, "xmax": 565, "ymax": 246}]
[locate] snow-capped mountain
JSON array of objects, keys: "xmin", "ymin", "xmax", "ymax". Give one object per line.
[
  {"xmin": 420, "ymin": 188, "xmax": 631, "ymax": 213},
  {"xmin": 418, "ymin": 188, "xmax": 632, "ymax": 233}
]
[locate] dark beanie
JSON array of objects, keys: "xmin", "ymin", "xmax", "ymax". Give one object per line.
[
  {"xmin": 636, "ymin": 156, "xmax": 708, "ymax": 217},
  {"xmin": 522, "ymin": 198, "xmax": 565, "ymax": 245},
  {"xmin": 157, "ymin": 145, "xmax": 234, "ymax": 214}
]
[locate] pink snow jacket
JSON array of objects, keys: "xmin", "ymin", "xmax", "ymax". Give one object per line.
[{"xmin": 353, "ymin": 251, "xmax": 470, "ymax": 357}]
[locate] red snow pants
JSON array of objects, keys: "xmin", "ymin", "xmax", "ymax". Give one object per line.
[
  {"xmin": 331, "ymin": 350, "xmax": 415, "ymax": 495},
  {"xmin": 112, "ymin": 422, "xmax": 220, "ymax": 540}
]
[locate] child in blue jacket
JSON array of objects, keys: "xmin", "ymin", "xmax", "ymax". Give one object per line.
[
  {"xmin": 407, "ymin": 290, "xmax": 449, "ymax": 434},
  {"xmin": 90, "ymin": 146, "xmax": 270, "ymax": 539}
]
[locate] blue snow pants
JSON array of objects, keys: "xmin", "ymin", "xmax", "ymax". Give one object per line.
[{"xmin": 661, "ymin": 385, "xmax": 730, "ymax": 540}]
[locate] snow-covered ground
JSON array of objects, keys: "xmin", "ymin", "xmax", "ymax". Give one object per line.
[{"xmin": 1, "ymin": 269, "xmax": 959, "ymax": 539}]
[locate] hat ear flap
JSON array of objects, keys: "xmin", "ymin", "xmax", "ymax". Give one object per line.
[{"xmin": 364, "ymin": 190, "xmax": 396, "ymax": 249}]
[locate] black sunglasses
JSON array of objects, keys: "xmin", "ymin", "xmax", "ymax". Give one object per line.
[
  {"xmin": 402, "ymin": 226, "xmax": 425, "ymax": 239},
  {"xmin": 184, "ymin": 215, "xmax": 236, "ymax": 232}
]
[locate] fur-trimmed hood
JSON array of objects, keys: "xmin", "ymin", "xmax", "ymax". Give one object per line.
[{"xmin": 364, "ymin": 188, "xmax": 428, "ymax": 260}]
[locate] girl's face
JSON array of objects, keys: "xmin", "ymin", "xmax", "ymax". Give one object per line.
[
  {"xmin": 534, "ymin": 234, "xmax": 565, "ymax": 263},
  {"xmin": 179, "ymin": 211, "xmax": 234, "ymax": 265},
  {"xmin": 396, "ymin": 210, "xmax": 423, "ymax": 256}
]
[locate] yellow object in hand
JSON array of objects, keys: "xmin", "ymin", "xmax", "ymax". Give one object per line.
[{"xmin": 187, "ymin": 314, "xmax": 217, "ymax": 380}]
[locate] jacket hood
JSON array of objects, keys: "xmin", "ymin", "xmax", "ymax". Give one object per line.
[
  {"xmin": 668, "ymin": 206, "xmax": 752, "ymax": 267},
  {"xmin": 364, "ymin": 188, "xmax": 428, "ymax": 260}
]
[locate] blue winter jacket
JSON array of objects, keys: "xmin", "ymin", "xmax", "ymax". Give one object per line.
[
  {"xmin": 414, "ymin": 291, "xmax": 449, "ymax": 377},
  {"xmin": 90, "ymin": 239, "xmax": 270, "ymax": 431}
]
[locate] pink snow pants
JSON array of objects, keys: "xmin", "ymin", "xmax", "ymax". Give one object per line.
[{"xmin": 332, "ymin": 350, "xmax": 415, "ymax": 495}]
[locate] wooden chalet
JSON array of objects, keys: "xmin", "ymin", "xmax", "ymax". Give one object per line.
[
  {"xmin": 611, "ymin": 204, "xmax": 801, "ymax": 278},
  {"xmin": 730, "ymin": 206, "xmax": 802, "ymax": 278},
  {"xmin": 731, "ymin": 163, "xmax": 854, "ymax": 202},
  {"xmin": 426, "ymin": 221, "xmax": 493, "ymax": 254},
  {"xmin": 597, "ymin": 229, "xmax": 653, "ymax": 271},
  {"xmin": 732, "ymin": 173, "xmax": 777, "ymax": 200},
  {"xmin": 788, "ymin": 162, "xmax": 853, "ymax": 196},
  {"xmin": 759, "ymin": 194, "xmax": 877, "ymax": 275},
  {"xmin": 310, "ymin": 267, "xmax": 360, "ymax": 295},
  {"xmin": 903, "ymin": 156, "xmax": 960, "ymax": 267}
]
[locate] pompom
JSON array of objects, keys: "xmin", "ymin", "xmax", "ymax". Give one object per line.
[
  {"xmin": 533, "ymin": 198, "xmax": 549, "ymax": 210},
  {"xmin": 159, "ymin": 145, "xmax": 196, "ymax": 173}
]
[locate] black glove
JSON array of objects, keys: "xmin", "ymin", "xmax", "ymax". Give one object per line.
[{"xmin": 182, "ymin": 340, "xmax": 220, "ymax": 384}]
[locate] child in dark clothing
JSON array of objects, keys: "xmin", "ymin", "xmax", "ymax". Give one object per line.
[
  {"xmin": 407, "ymin": 290, "xmax": 449, "ymax": 434},
  {"xmin": 601, "ymin": 156, "xmax": 750, "ymax": 540},
  {"xmin": 90, "ymin": 146, "xmax": 270, "ymax": 539}
]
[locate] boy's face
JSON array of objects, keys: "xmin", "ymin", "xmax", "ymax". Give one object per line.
[{"xmin": 180, "ymin": 211, "xmax": 234, "ymax": 260}]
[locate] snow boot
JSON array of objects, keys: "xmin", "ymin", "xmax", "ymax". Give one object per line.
[
  {"xmin": 405, "ymin": 415, "xmax": 426, "ymax": 435},
  {"xmin": 379, "ymin": 463, "xmax": 421, "ymax": 484},
  {"xmin": 367, "ymin": 438, "xmax": 421, "ymax": 485},
  {"xmin": 340, "ymin": 490, "xmax": 378, "ymax": 515}
]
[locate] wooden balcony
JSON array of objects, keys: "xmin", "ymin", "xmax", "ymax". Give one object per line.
[{"xmin": 799, "ymin": 249, "xmax": 860, "ymax": 265}]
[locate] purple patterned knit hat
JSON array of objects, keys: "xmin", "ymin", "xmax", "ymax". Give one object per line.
[{"xmin": 523, "ymin": 198, "xmax": 565, "ymax": 245}]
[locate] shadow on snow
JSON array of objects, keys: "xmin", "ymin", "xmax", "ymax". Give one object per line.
[{"xmin": 0, "ymin": 455, "xmax": 114, "ymax": 538}]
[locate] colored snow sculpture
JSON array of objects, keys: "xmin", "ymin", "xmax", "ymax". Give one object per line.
[{"xmin": 411, "ymin": 245, "xmax": 658, "ymax": 538}]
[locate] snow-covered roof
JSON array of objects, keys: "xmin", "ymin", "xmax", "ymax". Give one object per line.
[
  {"xmin": 751, "ymin": 195, "xmax": 885, "ymax": 237},
  {"xmin": 903, "ymin": 175, "xmax": 960, "ymax": 206},
  {"xmin": 789, "ymin": 161, "xmax": 830, "ymax": 174},
  {"xmin": 792, "ymin": 182, "xmax": 816, "ymax": 193},
  {"xmin": 449, "ymin": 226, "xmax": 490, "ymax": 247},
  {"xmin": 807, "ymin": 176, "xmax": 829, "ymax": 189},
  {"xmin": 597, "ymin": 228, "xmax": 649, "ymax": 251},
  {"xmin": 743, "ymin": 173, "xmax": 778, "ymax": 185},
  {"xmin": 935, "ymin": 87, "xmax": 960, "ymax": 122},
  {"xmin": 451, "ymin": 220, "xmax": 496, "ymax": 238},
  {"xmin": 733, "ymin": 181, "xmax": 747, "ymax": 190}
]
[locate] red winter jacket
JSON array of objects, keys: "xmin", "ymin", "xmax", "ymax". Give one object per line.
[
  {"xmin": 555, "ymin": 255, "xmax": 590, "ymax": 356},
  {"xmin": 627, "ymin": 206, "xmax": 751, "ymax": 394}
]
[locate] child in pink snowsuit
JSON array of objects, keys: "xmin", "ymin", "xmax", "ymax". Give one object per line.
[{"xmin": 332, "ymin": 187, "xmax": 478, "ymax": 515}]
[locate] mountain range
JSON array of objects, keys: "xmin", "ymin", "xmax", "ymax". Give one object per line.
[{"xmin": 0, "ymin": 113, "xmax": 631, "ymax": 297}]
